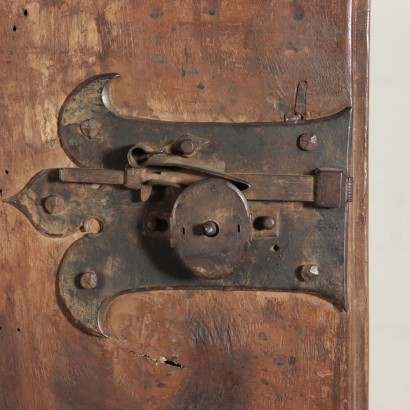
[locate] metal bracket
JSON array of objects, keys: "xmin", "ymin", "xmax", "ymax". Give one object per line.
[{"xmin": 6, "ymin": 74, "xmax": 352, "ymax": 336}]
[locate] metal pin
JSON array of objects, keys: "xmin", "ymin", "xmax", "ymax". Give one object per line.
[
  {"xmin": 172, "ymin": 139, "xmax": 195, "ymax": 156},
  {"xmin": 202, "ymin": 221, "xmax": 219, "ymax": 237},
  {"xmin": 261, "ymin": 216, "xmax": 275, "ymax": 230}
]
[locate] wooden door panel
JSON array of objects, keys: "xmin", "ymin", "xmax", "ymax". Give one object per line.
[
  {"xmin": 0, "ymin": 1, "xmax": 368, "ymax": 409},
  {"xmin": 103, "ymin": 292, "xmax": 347, "ymax": 409}
]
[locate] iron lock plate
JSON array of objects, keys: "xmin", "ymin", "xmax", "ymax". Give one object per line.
[{"xmin": 6, "ymin": 74, "xmax": 352, "ymax": 336}]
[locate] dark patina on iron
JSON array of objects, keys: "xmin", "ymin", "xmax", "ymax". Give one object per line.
[{"xmin": 5, "ymin": 74, "xmax": 353, "ymax": 336}]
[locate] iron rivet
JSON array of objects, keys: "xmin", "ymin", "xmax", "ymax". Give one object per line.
[
  {"xmin": 300, "ymin": 265, "xmax": 319, "ymax": 282},
  {"xmin": 80, "ymin": 119, "xmax": 100, "ymax": 139},
  {"xmin": 202, "ymin": 221, "xmax": 219, "ymax": 237},
  {"xmin": 43, "ymin": 195, "xmax": 66, "ymax": 214},
  {"xmin": 298, "ymin": 133, "xmax": 318, "ymax": 151},
  {"xmin": 172, "ymin": 139, "xmax": 195, "ymax": 156},
  {"xmin": 82, "ymin": 217, "xmax": 103, "ymax": 234},
  {"xmin": 261, "ymin": 216, "xmax": 275, "ymax": 230},
  {"xmin": 80, "ymin": 271, "xmax": 98, "ymax": 289}
]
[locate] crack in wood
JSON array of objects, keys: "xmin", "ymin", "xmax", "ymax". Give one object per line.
[
  {"xmin": 105, "ymin": 337, "xmax": 185, "ymax": 369},
  {"xmin": 127, "ymin": 350, "xmax": 185, "ymax": 369}
]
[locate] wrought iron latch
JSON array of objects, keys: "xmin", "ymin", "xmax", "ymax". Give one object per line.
[{"xmin": 6, "ymin": 74, "xmax": 353, "ymax": 336}]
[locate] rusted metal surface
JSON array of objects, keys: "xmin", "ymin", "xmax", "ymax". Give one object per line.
[
  {"xmin": 250, "ymin": 206, "xmax": 279, "ymax": 239},
  {"xmin": 58, "ymin": 74, "xmax": 352, "ymax": 174},
  {"xmin": 0, "ymin": 1, "xmax": 369, "ymax": 407},
  {"xmin": 43, "ymin": 194, "xmax": 66, "ymax": 214},
  {"xmin": 299, "ymin": 264, "xmax": 320, "ymax": 282},
  {"xmin": 172, "ymin": 138, "xmax": 196, "ymax": 156},
  {"xmin": 260, "ymin": 216, "xmax": 275, "ymax": 230},
  {"xmin": 244, "ymin": 174, "xmax": 315, "ymax": 202},
  {"xmin": 5, "ymin": 74, "xmax": 353, "ymax": 336},
  {"xmin": 294, "ymin": 81, "xmax": 308, "ymax": 118},
  {"xmin": 170, "ymin": 178, "xmax": 252, "ymax": 280},
  {"xmin": 79, "ymin": 271, "xmax": 98, "ymax": 289},
  {"xmin": 6, "ymin": 171, "xmax": 350, "ymax": 335},
  {"xmin": 314, "ymin": 169, "xmax": 348, "ymax": 209},
  {"xmin": 298, "ymin": 132, "xmax": 318, "ymax": 151},
  {"xmin": 59, "ymin": 166, "xmax": 352, "ymax": 207}
]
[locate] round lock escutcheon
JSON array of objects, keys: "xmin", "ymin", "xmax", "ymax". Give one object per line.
[{"xmin": 170, "ymin": 178, "xmax": 252, "ymax": 280}]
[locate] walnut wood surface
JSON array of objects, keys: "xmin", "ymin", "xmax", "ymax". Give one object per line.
[{"xmin": 0, "ymin": 1, "xmax": 368, "ymax": 409}]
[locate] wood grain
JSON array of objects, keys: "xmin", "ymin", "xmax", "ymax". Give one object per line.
[
  {"xmin": 103, "ymin": 292, "xmax": 347, "ymax": 410},
  {"xmin": 349, "ymin": 0, "xmax": 370, "ymax": 408},
  {"xmin": 0, "ymin": 1, "xmax": 368, "ymax": 409}
]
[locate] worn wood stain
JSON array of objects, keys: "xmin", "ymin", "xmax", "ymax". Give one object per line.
[{"xmin": 0, "ymin": 1, "xmax": 368, "ymax": 409}]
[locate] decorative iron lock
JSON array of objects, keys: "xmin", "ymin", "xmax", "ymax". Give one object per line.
[{"xmin": 6, "ymin": 74, "xmax": 352, "ymax": 336}]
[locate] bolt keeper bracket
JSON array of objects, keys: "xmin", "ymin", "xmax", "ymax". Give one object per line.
[{"xmin": 5, "ymin": 74, "xmax": 353, "ymax": 336}]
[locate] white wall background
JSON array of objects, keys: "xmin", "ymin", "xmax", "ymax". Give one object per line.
[{"xmin": 370, "ymin": 1, "xmax": 410, "ymax": 409}]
